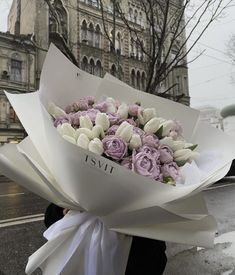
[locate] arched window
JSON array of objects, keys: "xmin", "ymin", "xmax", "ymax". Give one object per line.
[
  {"xmin": 110, "ymin": 29, "xmax": 115, "ymax": 52},
  {"xmin": 139, "ymin": 12, "xmax": 143, "ymax": 26},
  {"xmin": 110, "ymin": 64, "xmax": 117, "ymax": 77},
  {"xmin": 88, "ymin": 23, "xmax": 94, "ymax": 46},
  {"xmin": 118, "ymin": 66, "xmax": 124, "ymax": 81},
  {"xmin": 136, "ymin": 71, "xmax": 141, "ymax": 90},
  {"xmin": 141, "ymin": 72, "xmax": 146, "ymax": 91},
  {"xmin": 81, "ymin": 56, "xmax": 89, "ymax": 72},
  {"xmin": 95, "ymin": 25, "xmax": 101, "ymax": 48},
  {"xmin": 81, "ymin": 20, "xmax": 88, "ymax": 43},
  {"xmin": 129, "ymin": 8, "xmax": 133, "ymax": 21},
  {"xmin": 50, "ymin": 0, "xmax": 68, "ymax": 41},
  {"xmin": 11, "ymin": 53, "xmax": 22, "ymax": 82},
  {"xmin": 130, "ymin": 37, "xmax": 134, "ymax": 57},
  {"xmin": 131, "ymin": 69, "xmax": 135, "ymax": 87},
  {"xmin": 134, "ymin": 10, "xmax": 138, "ymax": 24},
  {"xmin": 116, "ymin": 32, "xmax": 121, "ymax": 55},
  {"xmin": 95, "ymin": 60, "xmax": 102, "ymax": 77},
  {"xmin": 90, "ymin": 59, "xmax": 95, "ymax": 75}
]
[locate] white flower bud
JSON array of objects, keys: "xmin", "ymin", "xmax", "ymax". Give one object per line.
[
  {"xmin": 48, "ymin": 102, "xmax": 66, "ymax": 118},
  {"xmin": 62, "ymin": 135, "xmax": 76, "ymax": 145},
  {"xmin": 80, "ymin": 115, "xmax": 93, "ymax": 130},
  {"xmin": 60, "ymin": 123, "xmax": 76, "ymax": 138},
  {"xmin": 138, "ymin": 108, "xmax": 157, "ymax": 125},
  {"xmin": 143, "ymin": 117, "xmax": 161, "ymax": 134},
  {"xmin": 77, "ymin": 133, "xmax": 90, "ymax": 149},
  {"xmin": 174, "ymin": 149, "xmax": 192, "ymax": 162},
  {"xmin": 106, "ymin": 97, "xmax": 117, "ymax": 113},
  {"xmin": 171, "ymin": 140, "xmax": 186, "ymax": 151},
  {"xmin": 88, "ymin": 138, "xmax": 104, "ymax": 155},
  {"xmin": 95, "ymin": 113, "xmax": 110, "ymax": 131},
  {"xmin": 129, "ymin": 134, "xmax": 142, "ymax": 150},
  {"xmin": 159, "ymin": 137, "xmax": 174, "ymax": 148},
  {"xmin": 160, "ymin": 120, "xmax": 175, "ymax": 137},
  {"xmin": 75, "ymin": 128, "xmax": 93, "ymax": 140},
  {"xmin": 189, "ymin": 151, "xmax": 200, "ymax": 161},
  {"xmin": 92, "ymin": 125, "xmax": 105, "ymax": 139},
  {"xmin": 116, "ymin": 122, "xmax": 133, "ymax": 142},
  {"xmin": 117, "ymin": 103, "xmax": 129, "ymax": 119}
]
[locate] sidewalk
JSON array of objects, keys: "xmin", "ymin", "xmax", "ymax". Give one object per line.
[{"xmin": 164, "ymin": 181, "xmax": 235, "ymax": 275}]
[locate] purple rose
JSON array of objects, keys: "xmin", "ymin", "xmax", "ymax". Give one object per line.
[
  {"xmin": 106, "ymin": 125, "xmax": 119, "ymax": 135},
  {"xmin": 81, "ymin": 108, "xmax": 100, "ymax": 123},
  {"xmin": 159, "ymin": 145, "xmax": 173, "ymax": 164},
  {"xmin": 132, "ymin": 151, "xmax": 162, "ymax": 180},
  {"xmin": 65, "ymin": 104, "xmax": 74, "ymax": 114},
  {"xmin": 107, "ymin": 112, "xmax": 121, "ymax": 125},
  {"xmin": 69, "ymin": 112, "xmax": 81, "ymax": 126},
  {"xmin": 161, "ymin": 162, "xmax": 181, "ymax": 181},
  {"xmin": 118, "ymin": 118, "xmax": 137, "ymax": 127},
  {"xmin": 54, "ymin": 115, "xmax": 72, "ymax": 127},
  {"xmin": 82, "ymin": 96, "xmax": 95, "ymax": 106},
  {"xmin": 102, "ymin": 135, "xmax": 127, "ymax": 160},
  {"xmin": 121, "ymin": 156, "xmax": 133, "ymax": 170},
  {"xmin": 93, "ymin": 101, "xmax": 108, "ymax": 113},
  {"xmin": 169, "ymin": 120, "xmax": 183, "ymax": 140},
  {"xmin": 138, "ymin": 145, "xmax": 160, "ymax": 163},
  {"xmin": 142, "ymin": 134, "xmax": 159, "ymax": 148},
  {"xmin": 133, "ymin": 127, "xmax": 145, "ymax": 137},
  {"xmin": 128, "ymin": 104, "xmax": 141, "ymax": 117}
]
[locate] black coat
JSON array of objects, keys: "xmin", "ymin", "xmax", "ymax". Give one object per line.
[{"xmin": 45, "ymin": 204, "xmax": 167, "ymax": 275}]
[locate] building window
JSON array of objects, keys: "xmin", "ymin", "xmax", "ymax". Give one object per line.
[
  {"xmin": 95, "ymin": 60, "xmax": 102, "ymax": 77},
  {"xmin": 131, "ymin": 69, "xmax": 135, "ymax": 87},
  {"xmin": 95, "ymin": 25, "xmax": 101, "ymax": 48},
  {"xmin": 141, "ymin": 72, "xmax": 146, "ymax": 91},
  {"xmin": 110, "ymin": 64, "xmax": 117, "ymax": 77},
  {"xmin": 90, "ymin": 59, "xmax": 95, "ymax": 75},
  {"xmin": 116, "ymin": 32, "xmax": 122, "ymax": 55},
  {"xmin": 134, "ymin": 10, "xmax": 138, "ymax": 24},
  {"xmin": 130, "ymin": 37, "xmax": 134, "ymax": 57},
  {"xmin": 81, "ymin": 56, "xmax": 89, "ymax": 72},
  {"xmin": 136, "ymin": 71, "xmax": 141, "ymax": 90},
  {"xmin": 129, "ymin": 8, "xmax": 133, "ymax": 21},
  {"xmin": 88, "ymin": 23, "xmax": 94, "ymax": 46},
  {"xmin": 11, "ymin": 58, "xmax": 22, "ymax": 82},
  {"xmin": 81, "ymin": 20, "xmax": 88, "ymax": 43}
]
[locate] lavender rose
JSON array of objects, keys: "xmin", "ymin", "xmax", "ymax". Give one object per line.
[
  {"xmin": 93, "ymin": 101, "xmax": 108, "ymax": 113},
  {"xmin": 138, "ymin": 145, "xmax": 160, "ymax": 163},
  {"xmin": 107, "ymin": 112, "xmax": 121, "ymax": 125},
  {"xmin": 54, "ymin": 115, "xmax": 72, "ymax": 127},
  {"xmin": 102, "ymin": 135, "xmax": 127, "ymax": 160},
  {"xmin": 132, "ymin": 151, "xmax": 162, "ymax": 181},
  {"xmin": 128, "ymin": 104, "xmax": 141, "ymax": 117},
  {"xmin": 133, "ymin": 127, "xmax": 145, "ymax": 137},
  {"xmin": 142, "ymin": 133, "xmax": 159, "ymax": 148},
  {"xmin": 159, "ymin": 144, "xmax": 173, "ymax": 164},
  {"xmin": 106, "ymin": 125, "xmax": 119, "ymax": 136},
  {"xmin": 121, "ymin": 156, "xmax": 133, "ymax": 170},
  {"xmin": 161, "ymin": 162, "xmax": 181, "ymax": 181},
  {"xmin": 118, "ymin": 118, "xmax": 137, "ymax": 127}
]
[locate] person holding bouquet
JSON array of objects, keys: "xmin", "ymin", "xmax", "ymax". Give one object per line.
[{"xmin": 44, "ymin": 203, "xmax": 167, "ymax": 275}]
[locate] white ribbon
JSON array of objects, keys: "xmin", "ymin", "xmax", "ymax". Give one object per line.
[{"xmin": 26, "ymin": 211, "xmax": 132, "ymax": 275}]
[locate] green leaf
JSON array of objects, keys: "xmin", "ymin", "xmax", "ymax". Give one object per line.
[
  {"xmin": 186, "ymin": 144, "xmax": 198, "ymax": 151},
  {"xmin": 175, "ymin": 160, "xmax": 188, "ymax": 167},
  {"xmin": 163, "ymin": 176, "xmax": 176, "ymax": 185},
  {"xmin": 155, "ymin": 125, "xmax": 163, "ymax": 139}
]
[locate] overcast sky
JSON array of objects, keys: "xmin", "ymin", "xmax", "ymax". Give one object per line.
[{"xmin": 0, "ymin": 0, "xmax": 235, "ymax": 110}]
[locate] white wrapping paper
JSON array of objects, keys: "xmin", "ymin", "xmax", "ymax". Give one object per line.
[{"xmin": 1, "ymin": 44, "xmax": 235, "ymax": 274}]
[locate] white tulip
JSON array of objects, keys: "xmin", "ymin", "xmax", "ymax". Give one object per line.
[
  {"xmin": 88, "ymin": 138, "xmax": 104, "ymax": 155},
  {"xmin": 77, "ymin": 133, "xmax": 90, "ymax": 149},
  {"xmin": 138, "ymin": 108, "xmax": 156, "ymax": 125},
  {"xmin": 174, "ymin": 149, "xmax": 192, "ymax": 163},
  {"xmin": 80, "ymin": 115, "xmax": 93, "ymax": 130},
  {"xmin": 116, "ymin": 121, "xmax": 133, "ymax": 142},
  {"xmin": 189, "ymin": 151, "xmax": 200, "ymax": 161},
  {"xmin": 48, "ymin": 102, "xmax": 66, "ymax": 119},
  {"xmin": 95, "ymin": 113, "xmax": 110, "ymax": 131},
  {"xmin": 62, "ymin": 135, "xmax": 76, "ymax": 145},
  {"xmin": 92, "ymin": 125, "xmax": 105, "ymax": 139},
  {"xmin": 129, "ymin": 134, "xmax": 142, "ymax": 150},
  {"xmin": 171, "ymin": 140, "xmax": 186, "ymax": 151},
  {"xmin": 160, "ymin": 120, "xmax": 175, "ymax": 137},
  {"xmin": 159, "ymin": 137, "xmax": 174, "ymax": 148},
  {"xmin": 75, "ymin": 128, "xmax": 93, "ymax": 140},
  {"xmin": 106, "ymin": 97, "xmax": 117, "ymax": 113},
  {"xmin": 117, "ymin": 103, "xmax": 129, "ymax": 119},
  {"xmin": 144, "ymin": 117, "xmax": 161, "ymax": 134},
  {"xmin": 60, "ymin": 123, "xmax": 76, "ymax": 138}
]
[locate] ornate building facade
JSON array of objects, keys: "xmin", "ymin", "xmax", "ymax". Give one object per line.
[
  {"xmin": 0, "ymin": 31, "xmax": 36, "ymax": 145},
  {"xmin": 8, "ymin": 0, "xmax": 190, "ymax": 105}
]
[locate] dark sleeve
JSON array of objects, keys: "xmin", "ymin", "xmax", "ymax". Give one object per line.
[
  {"xmin": 125, "ymin": 237, "xmax": 167, "ymax": 275},
  {"xmin": 44, "ymin": 203, "xmax": 64, "ymax": 228}
]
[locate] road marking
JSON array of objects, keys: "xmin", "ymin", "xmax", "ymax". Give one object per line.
[
  {"xmin": 0, "ymin": 192, "xmax": 25, "ymax": 198},
  {"xmin": 0, "ymin": 213, "xmax": 44, "ymax": 228}
]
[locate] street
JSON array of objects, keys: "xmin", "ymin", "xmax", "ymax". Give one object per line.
[{"xmin": 0, "ymin": 178, "xmax": 235, "ymax": 275}]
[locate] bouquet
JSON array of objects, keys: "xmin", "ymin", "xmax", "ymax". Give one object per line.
[{"xmin": 1, "ymin": 45, "xmax": 235, "ymax": 275}]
